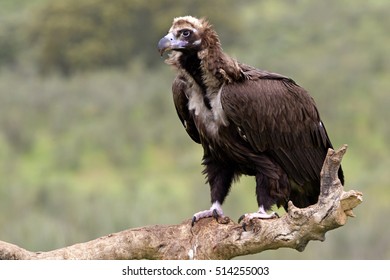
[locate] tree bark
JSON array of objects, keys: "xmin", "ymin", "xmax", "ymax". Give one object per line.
[{"xmin": 0, "ymin": 145, "xmax": 362, "ymax": 260}]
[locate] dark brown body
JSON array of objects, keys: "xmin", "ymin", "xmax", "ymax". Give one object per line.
[{"xmin": 159, "ymin": 16, "xmax": 344, "ymax": 217}]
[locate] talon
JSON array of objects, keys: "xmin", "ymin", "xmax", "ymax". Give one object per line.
[
  {"xmin": 238, "ymin": 207, "xmax": 279, "ymax": 230},
  {"xmin": 238, "ymin": 214, "xmax": 245, "ymax": 224},
  {"xmin": 191, "ymin": 216, "xmax": 197, "ymax": 227},
  {"xmin": 191, "ymin": 202, "xmax": 225, "ymax": 225},
  {"xmin": 212, "ymin": 209, "xmax": 219, "ymax": 220}
]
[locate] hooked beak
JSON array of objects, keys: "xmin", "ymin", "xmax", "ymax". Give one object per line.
[{"xmin": 157, "ymin": 32, "xmax": 187, "ymax": 56}]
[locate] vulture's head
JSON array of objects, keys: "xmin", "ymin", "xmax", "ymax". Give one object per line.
[{"xmin": 158, "ymin": 16, "xmax": 218, "ymax": 56}]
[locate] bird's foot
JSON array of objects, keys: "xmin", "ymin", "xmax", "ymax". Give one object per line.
[
  {"xmin": 191, "ymin": 202, "xmax": 226, "ymax": 226},
  {"xmin": 238, "ymin": 206, "xmax": 279, "ymax": 231}
]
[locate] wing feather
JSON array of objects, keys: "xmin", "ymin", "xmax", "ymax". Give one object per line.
[{"xmin": 221, "ymin": 68, "xmax": 332, "ymax": 185}]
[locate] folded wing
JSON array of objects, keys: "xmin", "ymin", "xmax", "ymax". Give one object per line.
[{"xmin": 221, "ymin": 67, "xmax": 335, "ymax": 187}]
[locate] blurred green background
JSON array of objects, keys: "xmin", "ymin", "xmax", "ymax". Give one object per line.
[{"xmin": 0, "ymin": 0, "xmax": 389, "ymax": 259}]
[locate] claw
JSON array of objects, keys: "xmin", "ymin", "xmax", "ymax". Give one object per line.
[
  {"xmin": 191, "ymin": 202, "xmax": 224, "ymax": 227},
  {"xmin": 212, "ymin": 209, "xmax": 219, "ymax": 220},
  {"xmin": 238, "ymin": 206, "xmax": 280, "ymax": 230},
  {"xmin": 191, "ymin": 216, "xmax": 197, "ymax": 227}
]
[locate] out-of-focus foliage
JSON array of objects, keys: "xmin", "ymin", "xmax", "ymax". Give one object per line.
[
  {"xmin": 26, "ymin": 0, "xmax": 243, "ymax": 75},
  {"xmin": 0, "ymin": 0, "xmax": 389, "ymax": 259},
  {"xmin": 0, "ymin": 22, "xmax": 18, "ymax": 65}
]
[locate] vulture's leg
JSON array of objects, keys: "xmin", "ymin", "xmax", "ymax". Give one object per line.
[
  {"xmin": 238, "ymin": 172, "xmax": 279, "ymax": 229},
  {"xmin": 192, "ymin": 160, "xmax": 234, "ymax": 226}
]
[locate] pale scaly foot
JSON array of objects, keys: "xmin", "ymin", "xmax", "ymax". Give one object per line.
[
  {"xmin": 192, "ymin": 201, "xmax": 224, "ymax": 226},
  {"xmin": 238, "ymin": 206, "xmax": 279, "ymax": 231}
]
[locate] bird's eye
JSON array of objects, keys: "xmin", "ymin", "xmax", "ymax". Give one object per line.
[{"xmin": 181, "ymin": 30, "xmax": 191, "ymax": 38}]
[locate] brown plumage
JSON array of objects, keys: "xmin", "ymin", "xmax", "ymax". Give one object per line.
[{"xmin": 158, "ymin": 16, "xmax": 344, "ymax": 226}]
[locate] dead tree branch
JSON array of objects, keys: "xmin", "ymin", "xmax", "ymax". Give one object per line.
[{"xmin": 0, "ymin": 145, "xmax": 362, "ymax": 260}]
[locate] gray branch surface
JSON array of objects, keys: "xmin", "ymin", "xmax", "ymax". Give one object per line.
[{"xmin": 0, "ymin": 145, "xmax": 362, "ymax": 260}]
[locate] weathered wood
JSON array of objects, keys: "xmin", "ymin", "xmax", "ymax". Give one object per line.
[{"xmin": 0, "ymin": 145, "xmax": 362, "ymax": 260}]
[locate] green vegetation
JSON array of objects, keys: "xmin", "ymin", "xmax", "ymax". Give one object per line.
[{"xmin": 0, "ymin": 0, "xmax": 389, "ymax": 259}]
